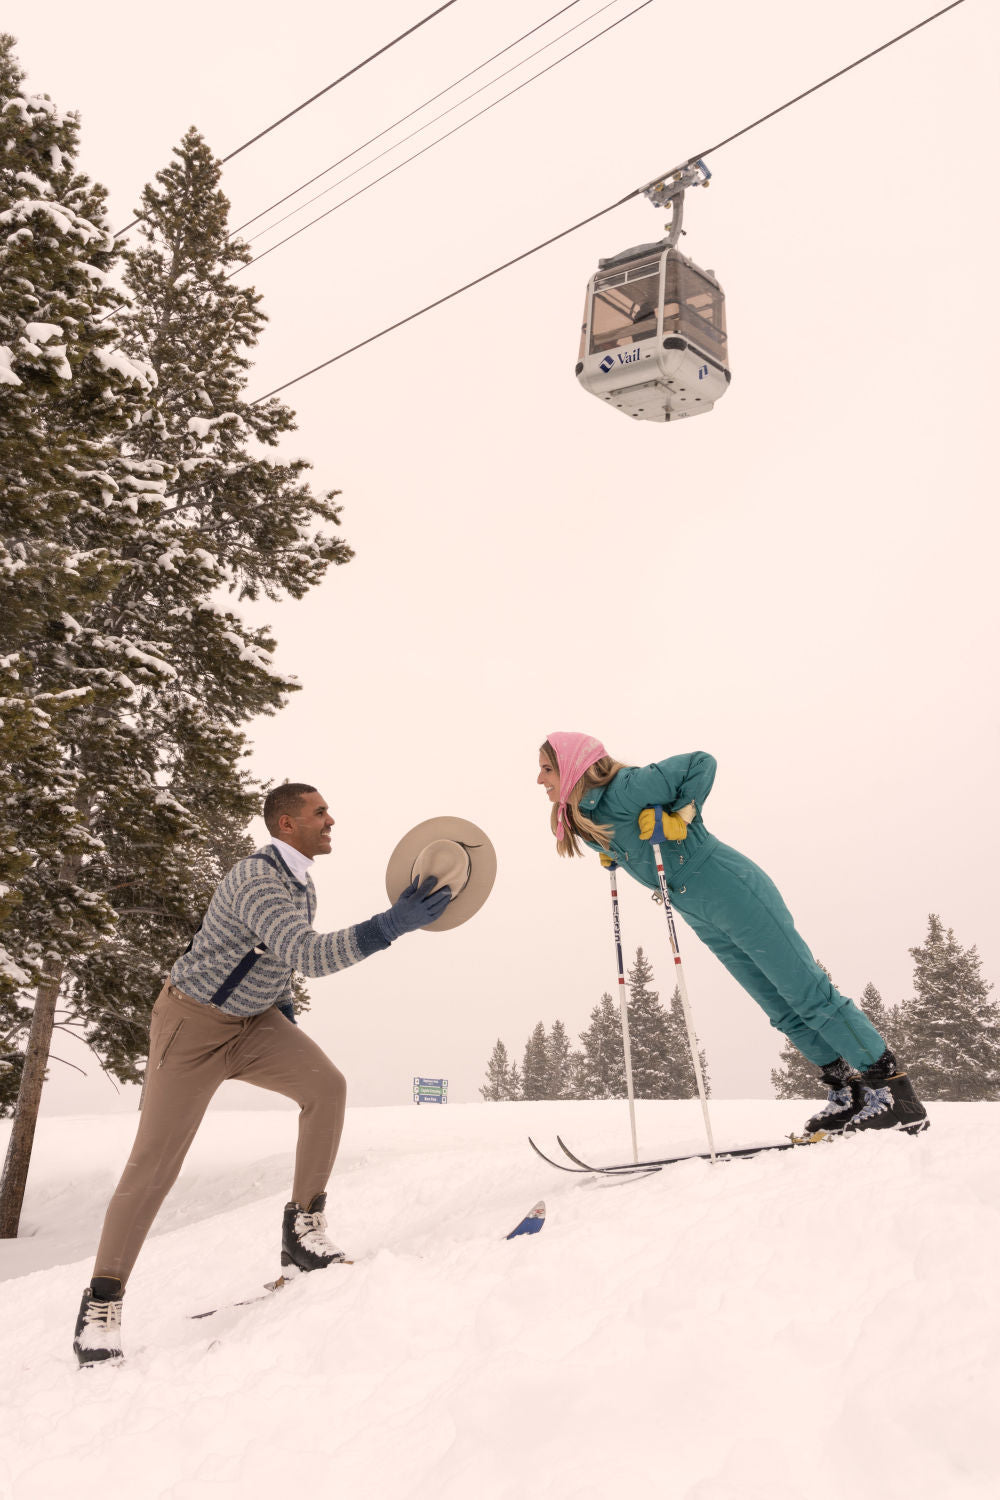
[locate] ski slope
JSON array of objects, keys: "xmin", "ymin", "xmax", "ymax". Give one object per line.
[{"xmin": 2, "ymin": 1099, "xmax": 998, "ymax": 1500}]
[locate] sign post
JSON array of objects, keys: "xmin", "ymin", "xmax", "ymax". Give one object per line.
[{"xmin": 413, "ymin": 1076, "xmax": 448, "ymax": 1105}]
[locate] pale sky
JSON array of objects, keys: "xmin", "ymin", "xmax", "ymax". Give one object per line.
[{"xmin": 8, "ymin": 0, "xmax": 998, "ymax": 1118}]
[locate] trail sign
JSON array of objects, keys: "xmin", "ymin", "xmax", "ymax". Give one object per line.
[{"xmin": 413, "ymin": 1076, "xmax": 447, "ymax": 1104}]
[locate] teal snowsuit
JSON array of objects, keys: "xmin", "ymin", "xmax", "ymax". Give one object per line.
[{"xmin": 578, "ymin": 752, "xmax": 885, "ymax": 1071}]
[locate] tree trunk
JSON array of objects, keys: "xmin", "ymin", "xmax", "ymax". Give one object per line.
[{"xmin": 0, "ymin": 955, "xmax": 64, "ymax": 1237}]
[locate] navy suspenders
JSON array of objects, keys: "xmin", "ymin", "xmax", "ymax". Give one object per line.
[{"xmin": 183, "ymin": 849, "xmax": 309, "ymax": 1012}]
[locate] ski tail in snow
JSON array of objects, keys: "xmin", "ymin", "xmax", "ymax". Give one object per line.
[
  {"xmin": 190, "ymin": 1275, "xmax": 290, "ymax": 1320},
  {"xmin": 506, "ymin": 1200, "xmax": 546, "ymax": 1238},
  {"xmin": 192, "ymin": 1205, "xmax": 546, "ymax": 1316}
]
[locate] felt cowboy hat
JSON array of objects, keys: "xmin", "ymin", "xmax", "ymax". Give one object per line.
[{"xmin": 385, "ymin": 816, "xmax": 497, "ymax": 933}]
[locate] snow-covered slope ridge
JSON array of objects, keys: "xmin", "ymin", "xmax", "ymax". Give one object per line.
[{"xmin": 1, "ymin": 1099, "xmax": 998, "ymax": 1500}]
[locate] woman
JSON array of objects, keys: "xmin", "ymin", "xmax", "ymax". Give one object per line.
[{"xmin": 538, "ymin": 732, "xmax": 928, "ymax": 1140}]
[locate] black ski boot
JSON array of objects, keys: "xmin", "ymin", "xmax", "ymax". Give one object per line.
[
  {"xmin": 845, "ymin": 1050, "xmax": 929, "ymax": 1136},
  {"xmin": 73, "ymin": 1276, "xmax": 124, "ymax": 1367},
  {"xmin": 794, "ymin": 1057, "xmax": 866, "ymax": 1141},
  {"xmin": 281, "ymin": 1192, "xmax": 348, "ymax": 1273},
  {"xmin": 797, "ymin": 1056, "xmax": 869, "ymax": 1134}
]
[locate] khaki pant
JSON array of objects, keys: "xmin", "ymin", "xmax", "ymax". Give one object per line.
[{"xmin": 93, "ymin": 981, "xmax": 346, "ymax": 1287}]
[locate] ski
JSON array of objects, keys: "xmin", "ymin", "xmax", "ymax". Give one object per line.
[
  {"xmin": 527, "ymin": 1133, "xmax": 826, "ymax": 1177},
  {"xmin": 558, "ymin": 1133, "xmax": 811, "ymax": 1171},
  {"xmin": 190, "ymin": 1274, "xmax": 291, "ymax": 1320},
  {"xmin": 191, "ymin": 1202, "xmax": 546, "ymax": 1317},
  {"xmin": 528, "ymin": 1136, "xmax": 593, "ymax": 1174}
]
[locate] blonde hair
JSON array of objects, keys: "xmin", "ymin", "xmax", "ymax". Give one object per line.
[{"xmin": 540, "ymin": 740, "xmax": 629, "ymax": 858}]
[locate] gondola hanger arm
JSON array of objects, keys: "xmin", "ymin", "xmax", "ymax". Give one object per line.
[
  {"xmin": 639, "ymin": 157, "xmax": 712, "ymax": 207},
  {"xmin": 639, "ymin": 158, "xmax": 711, "ymax": 248}
]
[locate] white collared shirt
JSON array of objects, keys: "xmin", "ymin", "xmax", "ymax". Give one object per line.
[{"xmin": 271, "ymin": 838, "xmax": 314, "ymax": 886}]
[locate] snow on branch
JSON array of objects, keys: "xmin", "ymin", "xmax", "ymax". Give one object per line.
[
  {"xmin": 0, "ymin": 947, "xmax": 29, "ymax": 985},
  {"xmin": 0, "ymin": 346, "xmax": 21, "ymax": 387},
  {"xmin": 91, "ymin": 347, "xmax": 157, "ymax": 391},
  {"xmin": 187, "ymin": 413, "xmax": 247, "ymax": 441}
]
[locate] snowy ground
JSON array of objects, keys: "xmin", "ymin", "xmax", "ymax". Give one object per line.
[{"xmin": 1, "ymin": 1098, "xmax": 998, "ymax": 1500}]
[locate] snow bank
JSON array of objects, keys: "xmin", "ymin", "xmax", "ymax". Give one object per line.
[{"xmin": 1, "ymin": 1100, "xmax": 997, "ymax": 1500}]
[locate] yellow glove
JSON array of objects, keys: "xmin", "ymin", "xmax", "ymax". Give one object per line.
[
  {"xmin": 599, "ymin": 851, "xmax": 615, "ymax": 868},
  {"xmin": 638, "ymin": 807, "xmax": 689, "ymax": 842}
]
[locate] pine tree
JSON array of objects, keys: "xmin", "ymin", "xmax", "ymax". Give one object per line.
[
  {"xmin": 0, "ymin": 30, "xmax": 159, "ymax": 1002},
  {"xmin": 622, "ymin": 947, "xmax": 669, "ymax": 1097},
  {"xmin": 479, "ymin": 1039, "xmax": 516, "ymax": 1101},
  {"xmin": 577, "ymin": 992, "xmax": 625, "ymax": 1100},
  {"xmin": 858, "ymin": 981, "xmax": 901, "ymax": 1058},
  {"xmin": 896, "ymin": 915, "xmax": 1000, "ymax": 1100},
  {"xmin": 48, "ymin": 125, "xmax": 358, "ymax": 1064},
  {"xmin": 662, "ymin": 985, "xmax": 711, "ymax": 1099},
  {"xmin": 545, "ymin": 1019, "xmax": 572, "ymax": 1100},
  {"xmin": 0, "ymin": 37, "xmax": 168, "ymax": 1231},
  {"xmin": 770, "ymin": 1038, "xmax": 822, "ymax": 1099},
  {"xmin": 770, "ymin": 962, "xmax": 837, "ymax": 1099},
  {"xmin": 566, "ymin": 1048, "xmax": 588, "ymax": 1100},
  {"xmin": 1, "ymin": 110, "xmax": 353, "ymax": 1230},
  {"xmin": 120, "ymin": 126, "xmax": 351, "ymax": 608},
  {"xmin": 4, "ymin": 126, "xmax": 353, "ymax": 1096},
  {"xmin": 521, "ymin": 1022, "xmax": 549, "ymax": 1101}
]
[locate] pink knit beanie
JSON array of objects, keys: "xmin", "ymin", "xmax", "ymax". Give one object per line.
[{"xmin": 547, "ymin": 731, "xmax": 607, "ymax": 840}]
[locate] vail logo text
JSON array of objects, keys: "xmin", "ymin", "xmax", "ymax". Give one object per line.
[{"xmin": 600, "ymin": 348, "xmax": 642, "ymax": 373}]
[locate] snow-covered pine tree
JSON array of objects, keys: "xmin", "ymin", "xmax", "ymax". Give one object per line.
[
  {"xmin": 42, "ymin": 125, "xmax": 358, "ymax": 1073},
  {"xmin": 0, "ymin": 31, "xmax": 157, "ymax": 988},
  {"xmin": 521, "ymin": 1022, "xmax": 549, "ymax": 1100},
  {"xmin": 577, "ymin": 992, "xmax": 625, "ymax": 1100},
  {"xmin": 119, "ymin": 126, "xmax": 352, "ymax": 608},
  {"xmin": 624, "ymin": 947, "xmax": 672, "ymax": 1097},
  {"xmin": 896, "ymin": 915, "xmax": 1000, "ymax": 1100},
  {"xmin": 9, "ymin": 123, "xmax": 357, "ymax": 1106},
  {"xmin": 770, "ymin": 961, "xmax": 837, "ymax": 1099},
  {"xmin": 3, "ymin": 105, "xmax": 354, "ymax": 1235},
  {"xmin": 662, "ymin": 985, "xmax": 711, "ymax": 1099},
  {"xmin": 0, "ymin": 37, "xmax": 166, "ymax": 1231},
  {"xmin": 545, "ymin": 1019, "xmax": 573, "ymax": 1100},
  {"xmin": 479, "ymin": 1039, "xmax": 517, "ymax": 1101},
  {"xmin": 566, "ymin": 1048, "xmax": 588, "ymax": 1100},
  {"xmin": 858, "ymin": 980, "xmax": 901, "ymax": 1059},
  {"xmin": 770, "ymin": 1039, "xmax": 821, "ymax": 1099}
]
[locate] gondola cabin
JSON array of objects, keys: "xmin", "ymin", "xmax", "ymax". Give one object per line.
[{"xmin": 576, "ymin": 239, "xmax": 730, "ymax": 422}]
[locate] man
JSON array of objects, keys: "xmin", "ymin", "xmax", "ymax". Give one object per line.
[{"xmin": 73, "ymin": 783, "xmax": 450, "ymax": 1367}]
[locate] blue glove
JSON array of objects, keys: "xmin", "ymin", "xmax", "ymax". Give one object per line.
[{"xmin": 376, "ymin": 876, "xmax": 452, "ymax": 942}]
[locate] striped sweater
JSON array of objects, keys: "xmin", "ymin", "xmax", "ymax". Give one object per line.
[{"xmin": 170, "ymin": 845, "xmax": 390, "ymax": 1018}]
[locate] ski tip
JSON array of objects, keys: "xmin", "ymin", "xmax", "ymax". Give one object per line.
[{"xmin": 506, "ymin": 1200, "xmax": 546, "ymax": 1239}]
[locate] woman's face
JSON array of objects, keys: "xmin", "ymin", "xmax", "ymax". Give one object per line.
[{"xmin": 537, "ymin": 751, "xmax": 560, "ymax": 803}]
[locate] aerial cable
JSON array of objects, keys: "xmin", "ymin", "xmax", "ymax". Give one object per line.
[
  {"xmin": 241, "ymin": 0, "xmax": 633, "ymax": 250},
  {"xmin": 231, "ymin": 0, "xmax": 589, "ymax": 239},
  {"xmin": 688, "ymin": 0, "xmax": 969, "ymax": 161},
  {"xmin": 251, "ymin": 190, "xmax": 640, "ymax": 403},
  {"xmin": 234, "ymin": 0, "xmax": 655, "ymax": 277},
  {"xmin": 112, "ymin": 0, "xmax": 461, "ymax": 238},
  {"xmin": 245, "ymin": 0, "xmax": 968, "ymax": 404},
  {"xmin": 241, "ymin": 0, "xmax": 625, "ymax": 246}
]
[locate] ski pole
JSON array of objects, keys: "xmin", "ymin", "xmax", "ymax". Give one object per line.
[
  {"xmin": 649, "ymin": 808, "xmax": 716, "ymax": 1163},
  {"xmin": 607, "ymin": 859, "xmax": 639, "ymax": 1163}
]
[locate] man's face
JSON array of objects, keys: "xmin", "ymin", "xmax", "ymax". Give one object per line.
[{"xmin": 279, "ymin": 792, "xmax": 335, "ymax": 857}]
